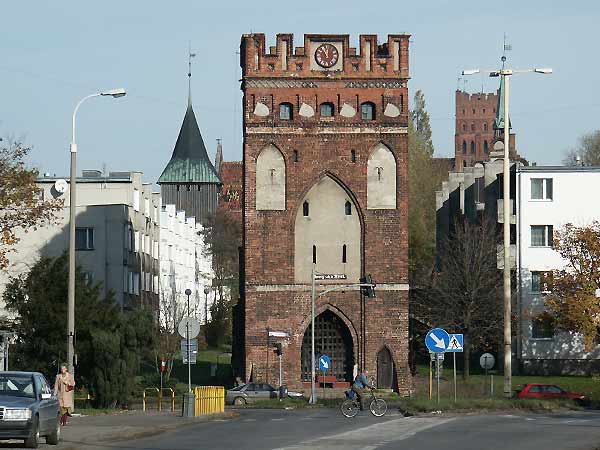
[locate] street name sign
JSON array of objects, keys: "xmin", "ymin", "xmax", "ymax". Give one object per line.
[
  {"xmin": 318, "ymin": 355, "xmax": 331, "ymax": 371},
  {"xmin": 181, "ymin": 338, "xmax": 198, "ymax": 364},
  {"xmin": 178, "ymin": 317, "xmax": 200, "ymax": 339},
  {"xmin": 425, "ymin": 328, "xmax": 450, "ymax": 353},
  {"xmin": 314, "ymin": 274, "xmax": 347, "ymax": 280},
  {"xmin": 446, "ymin": 334, "xmax": 464, "ymax": 353}
]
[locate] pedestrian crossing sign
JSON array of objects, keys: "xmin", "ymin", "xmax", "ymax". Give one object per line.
[{"xmin": 446, "ymin": 334, "xmax": 464, "ymax": 353}]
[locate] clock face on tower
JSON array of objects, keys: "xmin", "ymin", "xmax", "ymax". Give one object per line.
[{"xmin": 315, "ymin": 43, "xmax": 339, "ymax": 69}]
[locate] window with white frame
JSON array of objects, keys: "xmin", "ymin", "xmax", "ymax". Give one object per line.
[
  {"xmin": 153, "ymin": 275, "xmax": 159, "ymax": 294},
  {"xmin": 532, "ymin": 315, "xmax": 554, "ymax": 339},
  {"xmin": 531, "ymin": 225, "xmax": 553, "ymax": 247},
  {"xmin": 75, "ymin": 228, "xmax": 94, "ymax": 250},
  {"xmin": 133, "ymin": 189, "xmax": 140, "ymax": 211},
  {"xmin": 531, "ymin": 178, "xmax": 553, "ymax": 200}
]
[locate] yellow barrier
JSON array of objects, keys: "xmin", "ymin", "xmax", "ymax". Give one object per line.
[
  {"xmin": 194, "ymin": 386, "xmax": 225, "ymax": 416},
  {"xmin": 143, "ymin": 387, "xmax": 160, "ymax": 412},
  {"xmin": 160, "ymin": 388, "xmax": 176, "ymax": 412}
]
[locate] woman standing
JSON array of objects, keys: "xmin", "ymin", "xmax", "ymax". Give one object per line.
[{"xmin": 54, "ymin": 363, "xmax": 75, "ymax": 426}]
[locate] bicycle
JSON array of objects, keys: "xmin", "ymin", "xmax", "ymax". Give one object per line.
[{"xmin": 340, "ymin": 387, "xmax": 387, "ymax": 418}]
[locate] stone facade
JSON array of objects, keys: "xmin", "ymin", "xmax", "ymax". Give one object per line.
[{"xmin": 236, "ymin": 33, "xmax": 411, "ymax": 394}]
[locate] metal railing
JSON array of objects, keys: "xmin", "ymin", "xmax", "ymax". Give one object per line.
[{"xmin": 142, "ymin": 387, "xmax": 176, "ymax": 412}]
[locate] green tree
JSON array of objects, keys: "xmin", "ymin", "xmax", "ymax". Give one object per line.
[
  {"xmin": 0, "ymin": 140, "xmax": 61, "ymax": 269},
  {"xmin": 563, "ymin": 130, "xmax": 600, "ymax": 166},
  {"xmin": 408, "ymin": 91, "xmax": 446, "ymax": 281},
  {"xmin": 3, "ymin": 253, "xmax": 154, "ymax": 407},
  {"xmin": 545, "ymin": 222, "xmax": 600, "ymax": 350}
]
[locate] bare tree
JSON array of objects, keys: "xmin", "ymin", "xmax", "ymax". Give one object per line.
[
  {"xmin": 563, "ymin": 130, "xmax": 600, "ymax": 166},
  {"xmin": 413, "ymin": 218, "xmax": 504, "ymax": 378}
]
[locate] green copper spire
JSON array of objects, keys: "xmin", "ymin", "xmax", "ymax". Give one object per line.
[{"xmin": 494, "ymin": 76, "xmax": 511, "ymax": 131}]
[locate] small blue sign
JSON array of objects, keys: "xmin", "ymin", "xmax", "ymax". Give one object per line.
[
  {"xmin": 446, "ymin": 334, "xmax": 464, "ymax": 353},
  {"xmin": 318, "ymin": 355, "xmax": 331, "ymax": 371},
  {"xmin": 425, "ymin": 328, "xmax": 450, "ymax": 353}
]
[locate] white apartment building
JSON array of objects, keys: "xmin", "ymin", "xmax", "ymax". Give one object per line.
[
  {"xmin": 158, "ymin": 204, "xmax": 214, "ymax": 331},
  {"xmin": 0, "ymin": 170, "xmax": 161, "ymax": 315},
  {"xmin": 517, "ymin": 165, "xmax": 600, "ymax": 374}
]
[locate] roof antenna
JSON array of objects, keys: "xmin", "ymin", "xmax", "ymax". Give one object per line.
[
  {"xmin": 502, "ymin": 32, "xmax": 511, "ymax": 68},
  {"xmin": 188, "ymin": 41, "xmax": 196, "ymax": 107}
]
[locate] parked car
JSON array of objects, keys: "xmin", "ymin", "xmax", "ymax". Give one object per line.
[
  {"xmin": 225, "ymin": 383, "xmax": 304, "ymax": 405},
  {"xmin": 0, "ymin": 371, "xmax": 61, "ymax": 448},
  {"xmin": 516, "ymin": 383, "xmax": 590, "ymax": 405}
]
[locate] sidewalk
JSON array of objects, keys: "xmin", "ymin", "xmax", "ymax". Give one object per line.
[{"xmin": 60, "ymin": 410, "xmax": 236, "ymax": 449}]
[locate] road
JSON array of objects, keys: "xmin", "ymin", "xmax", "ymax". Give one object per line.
[{"xmin": 13, "ymin": 409, "xmax": 600, "ymax": 450}]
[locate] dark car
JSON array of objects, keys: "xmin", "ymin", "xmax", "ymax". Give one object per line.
[
  {"xmin": 225, "ymin": 383, "xmax": 304, "ymax": 405},
  {"xmin": 516, "ymin": 383, "xmax": 590, "ymax": 405},
  {"xmin": 0, "ymin": 371, "xmax": 61, "ymax": 448}
]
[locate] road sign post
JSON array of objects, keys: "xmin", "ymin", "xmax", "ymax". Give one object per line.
[
  {"xmin": 318, "ymin": 355, "xmax": 331, "ymax": 401},
  {"xmin": 480, "ymin": 353, "xmax": 495, "ymax": 398},
  {"xmin": 425, "ymin": 328, "xmax": 449, "ymax": 405},
  {"xmin": 446, "ymin": 334, "xmax": 464, "ymax": 403}
]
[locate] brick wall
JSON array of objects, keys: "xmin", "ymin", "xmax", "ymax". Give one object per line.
[
  {"xmin": 217, "ymin": 161, "xmax": 242, "ymax": 224},
  {"xmin": 238, "ymin": 33, "xmax": 411, "ymax": 395}
]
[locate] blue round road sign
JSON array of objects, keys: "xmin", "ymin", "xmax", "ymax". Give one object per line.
[
  {"xmin": 425, "ymin": 328, "xmax": 450, "ymax": 353},
  {"xmin": 318, "ymin": 355, "xmax": 331, "ymax": 371}
]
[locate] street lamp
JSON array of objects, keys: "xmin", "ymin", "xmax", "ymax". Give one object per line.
[
  {"xmin": 203, "ymin": 286, "xmax": 210, "ymax": 325},
  {"xmin": 462, "ymin": 62, "xmax": 551, "ymax": 398},
  {"xmin": 67, "ymin": 88, "xmax": 126, "ymax": 375}
]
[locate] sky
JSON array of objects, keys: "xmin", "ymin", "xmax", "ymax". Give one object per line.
[{"xmin": 1, "ymin": 1, "xmax": 598, "ymax": 184}]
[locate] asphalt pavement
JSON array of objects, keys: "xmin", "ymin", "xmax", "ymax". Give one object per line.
[{"xmin": 3, "ymin": 408, "xmax": 600, "ymax": 450}]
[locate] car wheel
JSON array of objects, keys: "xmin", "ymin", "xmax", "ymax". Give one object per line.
[
  {"xmin": 233, "ymin": 397, "xmax": 247, "ymax": 406},
  {"xmin": 24, "ymin": 416, "xmax": 40, "ymax": 448},
  {"xmin": 46, "ymin": 415, "xmax": 61, "ymax": 445}
]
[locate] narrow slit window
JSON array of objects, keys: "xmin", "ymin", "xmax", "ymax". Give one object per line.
[
  {"xmin": 345, "ymin": 201, "xmax": 352, "ymax": 215},
  {"xmin": 351, "ymin": 150, "xmax": 356, "ymax": 163},
  {"xmin": 303, "ymin": 201, "xmax": 309, "ymax": 217},
  {"xmin": 342, "ymin": 244, "xmax": 347, "ymax": 263},
  {"xmin": 293, "ymin": 150, "xmax": 298, "ymax": 162},
  {"xmin": 462, "ymin": 141, "xmax": 467, "ymax": 154},
  {"xmin": 312, "ymin": 245, "xmax": 317, "ymax": 264},
  {"xmin": 470, "ymin": 141, "xmax": 475, "ymax": 154}
]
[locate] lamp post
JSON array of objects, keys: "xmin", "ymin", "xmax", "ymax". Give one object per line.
[
  {"xmin": 462, "ymin": 64, "xmax": 551, "ymax": 398},
  {"xmin": 203, "ymin": 286, "xmax": 210, "ymax": 325},
  {"xmin": 67, "ymin": 88, "xmax": 126, "ymax": 375}
]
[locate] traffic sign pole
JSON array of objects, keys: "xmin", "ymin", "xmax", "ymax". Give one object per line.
[
  {"xmin": 453, "ymin": 352, "xmax": 457, "ymax": 403},
  {"xmin": 436, "ymin": 354, "xmax": 440, "ymax": 405}
]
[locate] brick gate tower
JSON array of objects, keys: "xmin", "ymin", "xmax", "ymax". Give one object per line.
[{"xmin": 236, "ymin": 33, "xmax": 411, "ymax": 394}]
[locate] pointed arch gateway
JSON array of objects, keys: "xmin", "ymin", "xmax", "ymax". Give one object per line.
[{"xmin": 301, "ymin": 309, "xmax": 355, "ymax": 382}]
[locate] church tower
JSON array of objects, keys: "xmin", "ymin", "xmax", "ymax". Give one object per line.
[{"xmin": 158, "ymin": 60, "xmax": 221, "ymax": 224}]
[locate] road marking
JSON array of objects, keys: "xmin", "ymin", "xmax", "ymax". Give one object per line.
[
  {"xmin": 243, "ymin": 418, "xmax": 257, "ymax": 422},
  {"xmin": 271, "ymin": 418, "xmax": 285, "ymax": 421}
]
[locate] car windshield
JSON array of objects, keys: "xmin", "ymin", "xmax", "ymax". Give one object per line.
[
  {"xmin": 0, "ymin": 374, "xmax": 35, "ymax": 398},
  {"xmin": 230, "ymin": 384, "xmax": 246, "ymax": 391}
]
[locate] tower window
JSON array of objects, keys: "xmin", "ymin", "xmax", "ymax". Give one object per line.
[
  {"xmin": 471, "ymin": 123, "xmax": 475, "ymax": 131},
  {"xmin": 361, "ymin": 102, "xmax": 375, "ymax": 120},
  {"xmin": 345, "ymin": 201, "xmax": 352, "ymax": 215},
  {"xmin": 470, "ymin": 141, "xmax": 475, "ymax": 154},
  {"xmin": 462, "ymin": 141, "xmax": 467, "ymax": 154},
  {"xmin": 484, "ymin": 141, "xmax": 489, "ymax": 153},
  {"xmin": 312, "ymin": 245, "xmax": 317, "ymax": 264},
  {"xmin": 320, "ymin": 102, "xmax": 334, "ymax": 118},
  {"xmin": 483, "ymin": 108, "xmax": 486, "ymax": 114},
  {"xmin": 472, "ymin": 109, "xmax": 475, "ymax": 114},
  {"xmin": 279, "ymin": 102, "xmax": 293, "ymax": 120},
  {"xmin": 303, "ymin": 201, "xmax": 309, "ymax": 217},
  {"xmin": 342, "ymin": 244, "xmax": 347, "ymax": 263},
  {"xmin": 293, "ymin": 150, "xmax": 298, "ymax": 162},
  {"xmin": 351, "ymin": 150, "xmax": 356, "ymax": 163},
  {"xmin": 462, "ymin": 124, "xmax": 466, "ymax": 132},
  {"xmin": 484, "ymin": 123, "xmax": 488, "ymax": 131}
]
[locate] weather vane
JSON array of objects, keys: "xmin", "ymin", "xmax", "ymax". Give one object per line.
[
  {"xmin": 502, "ymin": 33, "xmax": 512, "ymax": 66},
  {"xmin": 188, "ymin": 42, "xmax": 196, "ymax": 104}
]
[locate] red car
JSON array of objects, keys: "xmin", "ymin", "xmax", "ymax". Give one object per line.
[{"xmin": 516, "ymin": 384, "xmax": 589, "ymax": 405}]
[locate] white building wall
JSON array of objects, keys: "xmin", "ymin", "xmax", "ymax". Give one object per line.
[{"xmin": 518, "ymin": 167, "xmax": 600, "ymax": 369}]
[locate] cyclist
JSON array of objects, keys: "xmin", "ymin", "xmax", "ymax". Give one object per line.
[{"xmin": 351, "ymin": 369, "xmax": 373, "ymax": 410}]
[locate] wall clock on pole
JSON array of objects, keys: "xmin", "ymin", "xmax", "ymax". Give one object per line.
[{"xmin": 315, "ymin": 43, "xmax": 339, "ymax": 68}]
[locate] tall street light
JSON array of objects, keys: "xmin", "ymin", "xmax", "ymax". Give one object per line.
[
  {"xmin": 462, "ymin": 64, "xmax": 551, "ymax": 398},
  {"xmin": 67, "ymin": 88, "xmax": 126, "ymax": 374},
  {"xmin": 203, "ymin": 286, "xmax": 210, "ymax": 325}
]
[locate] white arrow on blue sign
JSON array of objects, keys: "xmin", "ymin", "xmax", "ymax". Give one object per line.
[
  {"xmin": 425, "ymin": 328, "xmax": 450, "ymax": 353},
  {"xmin": 446, "ymin": 334, "xmax": 464, "ymax": 353},
  {"xmin": 318, "ymin": 355, "xmax": 331, "ymax": 371}
]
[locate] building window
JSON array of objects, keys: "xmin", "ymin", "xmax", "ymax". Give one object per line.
[
  {"xmin": 351, "ymin": 150, "xmax": 356, "ymax": 163},
  {"xmin": 320, "ymin": 102, "xmax": 334, "ymax": 117},
  {"xmin": 303, "ymin": 201, "xmax": 309, "ymax": 217},
  {"xmin": 342, "ymin": 244, "xmax": 347, "ymax": 263},
  {"xmin": 531, "ymin": 271, "xmax": 552, "ymax": 293},
  {"xmin": 144, "ymin": 198, "xmax": 150, "ymax": 217},
  {"xmin": 471, "ymin": 123, "xmax": 475, "ymax": 132},
  {"xmin": 483, "ymin": 108, "xmax": 486, "ymax": 114},
  {"xmin": 82, "ymin": 271, "xmax": 94, "ymax": 285},
  {"xmin": 462, "ymin": 141, "xmax": 467, "ymax": 154},
  {"xmin": 462, "ymin": 124, "xmax": 466, "ymax": 132},
  {"xmin": 293, "ymin": 150, "xmax": 298, "ymax": 162},
  {"xmin": 474, "ymin": 177, "xmax": 485, "ymax": 203},
  {"xmin": 279, "ymin": 102, "xmax": 293, "ymax": 120},
  {"xmin": 484, "ymin": 123, "xmax": 488, "ymax": 131},
  {"xmin": 483, "ymin": 141, "xmax": 489, "ymax": 153},
  {"xmin": 361, "ymin": 102, "xmax": 375, "ymax": 120},
  {"xmin": 470, "ymin": 141, "xmax": 475, "ymax": 154},
  {"xmin": 345, "ymin": 201, "xmax": 352, "ymax": 215},
  {"xmin": 532, "ymin": 315, "xmax": 554, "ymax": 339},
  {"xmin": 462, "ymin": 109, "xmax": 465, "ymax": 115},
  {"xmin": 472, "ymin": 109, "xmax": 475, "ymax": 114},
  {"xmin": 75, "ymin": 228, "xmax": 94, "ymax": 250},
  {"xmin": 531, "ymin": 178, "xmax": 553, "ymax": 200},
  {"xmin": 531, "ymin": 225, "xmax": 553, "ymax": 247},
  {"xmin": 312, "ymin": 245, "xmax": 317, "ymax": 264},
  {"xmin": 133, "ymin": 189, "xmax": 140, "ymax": 211}
]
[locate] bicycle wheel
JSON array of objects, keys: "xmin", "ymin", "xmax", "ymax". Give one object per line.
[
  {"xmin": 340, "ymin": 399, "xmax": 360, "ymax": 418},
  {"xmin": 369, "ymin": 398, "xmax": 387, "ymax": 417}
]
